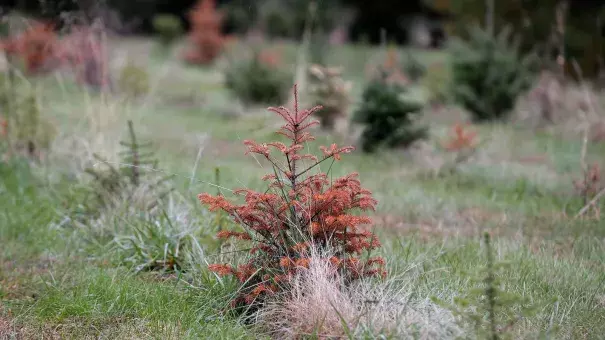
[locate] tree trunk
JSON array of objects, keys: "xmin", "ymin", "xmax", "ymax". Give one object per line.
[
  {"xmin": 597, "ymin": 14, "xmax": 605, "ymax": 88},
  {"xmin": 485, "ymin": 0, "xmax": 494, "ymax": 36},
  {"xmin": 1, "ymin": 9, "xmax": 16, "ymax": 154},
  {"xmin": 555, "ymin": 0, "xmax": 568, "ymax": 79}
]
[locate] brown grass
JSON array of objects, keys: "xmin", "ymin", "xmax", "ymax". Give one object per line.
[{"xmin": 254, "ymin": 248, "xmax": 462, "ymax": 339}]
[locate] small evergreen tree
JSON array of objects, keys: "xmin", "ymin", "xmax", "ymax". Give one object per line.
[
  {"xmin": 224, "ymin": 49, "xmax": 291, "ymax": 105},
  {"xmin": 433, "ymin": 233, "xmax": 544, "ymax": 339},
  {"xmin": 449, "ymin": 25, "xmax": 538, "ymax": 122},
  {"xmin": 83, "ymin": 120, "xmax": 172, "ymax": 216},
  {"xmin": 402, "ymin": 50, "xmax": 426, "ymax": 82},
  {"xmin": 352, "ymin": 70, "xmax": 427, "ymax": 153}
]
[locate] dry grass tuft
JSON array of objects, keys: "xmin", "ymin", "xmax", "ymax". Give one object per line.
[{"xmin": 254, "ymin": 248, "xmax": 462, "ymax": 339}]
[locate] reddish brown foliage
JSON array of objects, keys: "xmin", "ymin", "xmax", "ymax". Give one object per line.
[
  {"xmin": 1, "ymin": 21, "xmax": 58, "ymax": 74},
  {"xmin": 0, "ymin": 22, "xmax": 110, "ymax": 88},
  {"xmin": 183, "ymin": 0, "xmax": 225, "ymax": 65},
  {"xmin": 199, "ymin": 85, "xmax": 385, "ymax": 307},
  {"xmin": 442, "ymin": 123, "xmax": 478, "ymax": 152}
]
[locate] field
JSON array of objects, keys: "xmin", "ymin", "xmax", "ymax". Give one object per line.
[{"xmin": 1, "ymin": 36, "xmax": 605, "ymax": 339}]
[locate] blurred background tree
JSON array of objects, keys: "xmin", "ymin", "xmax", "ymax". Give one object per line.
[
  {"xmin": 1, "ymin": 0, "xmax": 603, "ymax": 79},
  {"xmin": 424, "ymin": 0, "xmax": 605, "ymax": 79}
]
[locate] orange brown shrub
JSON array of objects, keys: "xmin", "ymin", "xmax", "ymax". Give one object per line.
[
  {"xmin": 199, "ymin": 85, "xmax": 385, "ymax": 308},
  {"xmin": 183, "ymin": 0, "xmax": 225, "ymax": 65},
  {"xmin": 442, "ymin": 123, "xmax": 478, "ymax": 152},
  {"xmin": 1, "ymin": 21, "xmax": 58, "ymax": 74}
]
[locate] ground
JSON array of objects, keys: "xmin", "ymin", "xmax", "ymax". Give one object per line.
[{"xmin": 1, "ymin": 36, "xmax": 605, "ymax": 339}]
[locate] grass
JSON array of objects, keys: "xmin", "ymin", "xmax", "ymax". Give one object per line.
[
  {"xmin": 0, "ymin": 159, "xmax": 254, "ymax": 339},
  {"xmin": 1, "ymin": 37, "xmax": 605, "ymax": 338},
  {"xmin": 21, "ymin": 267, "xmax": 252, "ymax": 339}
]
